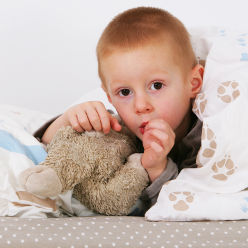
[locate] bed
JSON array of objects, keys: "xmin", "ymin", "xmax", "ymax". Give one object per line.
[
  {"xmin": 1, "ymin": 1, "xmax": 248, "ymax": 247},
  {"xmin": 1, "ymin": 216, "xmax": 248, "ymax": 248}
]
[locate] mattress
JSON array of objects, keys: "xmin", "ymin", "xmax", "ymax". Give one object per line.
[{"xmin": 0, "ymin": 216, "xmax": 247, "ymax": 248}]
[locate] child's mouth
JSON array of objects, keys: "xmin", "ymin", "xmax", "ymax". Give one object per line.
[{"xmin": 139, "ymin": 122, "xmax": 148, "ymax": 135}]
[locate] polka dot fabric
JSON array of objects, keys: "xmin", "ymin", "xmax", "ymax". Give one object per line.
[{"xmin": 0, "ymin": 216, "xmax": 248, "ymax": 248}]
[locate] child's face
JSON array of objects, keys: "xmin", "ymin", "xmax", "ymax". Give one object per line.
[{"xmin": 101, "ymin": 42, "xmax": 200, "ymax": 140}]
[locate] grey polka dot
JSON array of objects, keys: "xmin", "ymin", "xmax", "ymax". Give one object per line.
[{"xmin": 0, "ymin": 217, "xmax": 247, "ymax": 247}]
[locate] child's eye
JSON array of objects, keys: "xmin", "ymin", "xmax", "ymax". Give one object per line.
[
  {"xmin": 119, "ymin": 88, "xmax": 132, "ymax": 96},
  {"xmin": 150, "ymin": 81, "xmax": 163, "ymax": 90}
]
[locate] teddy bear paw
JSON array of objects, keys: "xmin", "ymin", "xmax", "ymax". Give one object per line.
[
  {"xmin": 127, "ymin": 153, "xmax": 148, "ymax": 175},
  {"xmin": 19, "ymin": 165, "xmax": 63, "ymax": 198}
]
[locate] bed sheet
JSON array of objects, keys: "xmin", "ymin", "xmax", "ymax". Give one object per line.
[{"xmin": 0, "ymin": 216, "xmax": 248, "ymax": 248}]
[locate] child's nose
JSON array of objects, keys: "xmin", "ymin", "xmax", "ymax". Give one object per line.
[{"xmin": 134, "ymin": 95, "xmax": 153, "ymax": 114}]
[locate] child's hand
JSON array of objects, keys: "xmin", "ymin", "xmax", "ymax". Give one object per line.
[
  {"xmin": 141, "ymin": 119, "xmax": 175, "ymax": 182},
  {"xmin": 62, "ymin": 101, "xmax": 122, "ymax": 133}
]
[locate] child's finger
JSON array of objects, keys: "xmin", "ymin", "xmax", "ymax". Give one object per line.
[
  {"xmin": 145, "ymin": 120, "xmax": 175, "ymax": 142},
  {"xmin": 70, "ymin": 115, "xmax": 85, "ymax": 133},
  {"xmin": 109, "ymin": 115, "xmax": 122, "ymax": 132},
  {"xmin": 157, "ymin": 129, "xmax": 174, "ymax": 150},
  {"xmin": 150, "ymin": 129, "xmax": 168, "ymax": 142},
  {"xmin": 150, "ymin": 141, "xmax": 163, "ymax": 153},
  {"xmin": 145, "ymin": 120, "xmax": 175, "ymax": 144},
  {"xmin": 145, "ymin": 119, "xmax": 171, "ymax": 132},
  {"xmin": 95, "ymin": 104, "xmax": 112, "ymax": 134},
  {"xmin": 144, "ymin": 129, "xmax": 174, "ymax": 154},
  {"xmin": 143, "ymin": 129, "xmax": 165, "ymax": 149},
  {"xmin": 85, "ymin": 108, "xmax": 102, "ymax": 132},
  {"xmin": 76, "ymin": 111, "xmax": 93, "ymax": 132}
]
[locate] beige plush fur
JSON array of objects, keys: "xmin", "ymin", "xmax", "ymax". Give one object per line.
[{"xmin": 19, "ymin": 126, "xmax": 149, "ymax": 215}]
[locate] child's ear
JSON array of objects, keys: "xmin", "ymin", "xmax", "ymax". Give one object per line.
[
  {"xmin": 189, "ymin": 64, "xmax": 204, "ymax": 98},
  {"xmin": 101, "ymin": 84, "xmax": 112, "ymax": 103}
]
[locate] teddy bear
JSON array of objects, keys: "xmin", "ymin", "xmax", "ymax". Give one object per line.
[{"xmin": 19, "ymin": 124, "xmax": 149, "ymax": 216}]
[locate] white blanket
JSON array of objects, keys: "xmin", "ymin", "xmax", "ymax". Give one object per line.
[
  {"xmin": 0, "ymin": 104, "xmax": 107, "ymax": 218},
  {"xmin": 0, "ymin": 104, "xmax": 62, "ymax": 217},
  {"xmin": 146, "ymin": 27, "xmax": 248, "ymax": 221}
]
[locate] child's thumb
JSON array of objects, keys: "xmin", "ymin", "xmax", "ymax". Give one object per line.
[{"xmin": 110, "ymin": 115, "xmax": 122, "ymax": 131}]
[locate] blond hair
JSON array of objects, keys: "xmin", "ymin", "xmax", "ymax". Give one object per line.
[{"xmin": 97, "ymin": 7, "xmax": 196, "ymax": 86}]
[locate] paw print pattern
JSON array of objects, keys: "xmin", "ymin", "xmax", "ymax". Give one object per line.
[
  {"xmin": 217, "ymin": 81, "xmax": 240, "ymax": 103},
  {"xmin": 211, "ymin": 155, "xmax": 237, "ymax": 181},
  {"xmin": 201, "ymin": 125, "xmax": 217, "ymax": 158},
  {"xmin": 193, "ymin": 93, "xmax": 207, "ymax": 116},
  {"xmin": 196, "ymin": 154, "xmax": 203, "ymax": 168},
  {"xmin": 169, "ymin": 192, "xmax": 194, "ymax": 211}
]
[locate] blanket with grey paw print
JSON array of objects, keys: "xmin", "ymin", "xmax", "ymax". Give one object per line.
[{"xmin": 146, "ymin": 27, "xmax": 248, "ymax": 221}]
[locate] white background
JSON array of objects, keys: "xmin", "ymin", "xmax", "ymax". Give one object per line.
[{"xmin": 1, "ymin": 0, "xmax": 248, "ymax": 114}]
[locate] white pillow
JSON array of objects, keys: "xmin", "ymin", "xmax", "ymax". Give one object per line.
[
  {"xmin": 145, "ymin": 27, "xmax": 248, "ymax": 221},
  {"xmin": 0, "ymin": 104, "xmax": 52, "ymax": 135}
]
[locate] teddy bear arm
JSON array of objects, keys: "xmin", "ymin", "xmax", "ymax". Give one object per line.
[
  {"xmin": 46, "ymin": 126, "xmax": 78, "ymax": 152},
  {"xmin": 40, "ymin": 157, "xmax": 91, "ymax": 193},
  {"xmin": 75, "ymin": 153, "xmax": 149, "ymax": 216},
  {"xmin": 19, "ymin": 165, "xmax": 63, "ymax": 198}
]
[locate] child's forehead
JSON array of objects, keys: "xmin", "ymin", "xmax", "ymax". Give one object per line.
[
  {"xmin": 99, "ymin": 36, "xmax": 190, "ymax": 88},
  {"xmin": 102, "ymin": 47, "xmax": 183, "ymax": 84},
  {"xmin": 102, "ymin": 38, "xmax": 176, "ymax": 63}
]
